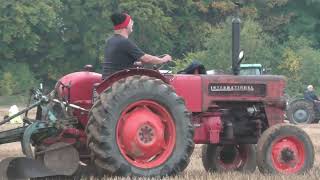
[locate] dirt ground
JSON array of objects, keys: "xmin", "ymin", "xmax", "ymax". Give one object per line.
[{"xmin": 1, "ymin": 106, "xmax": 320, "ymax": 179}]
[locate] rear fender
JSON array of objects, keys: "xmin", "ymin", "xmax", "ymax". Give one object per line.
[{"xmin": 96, "ymin": 69, "xmax": 169, "ymax": 94}]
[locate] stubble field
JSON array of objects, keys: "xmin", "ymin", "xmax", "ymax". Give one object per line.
[{"xmin": 0, "ymin": 106, "xmax": 320, "ymax": 180}]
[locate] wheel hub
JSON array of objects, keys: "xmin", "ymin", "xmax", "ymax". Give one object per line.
[
  {"xmin": 281, "ymin": 148, "xmax": 295, "ymax": 162},
  {"xmin": 293, "ymin": 109, "xmax": 308, "ymax": 122},
  {"xmin": 119, "ymin": 107, "xmax": 165, "ymax": 160},
  {"xmin": 220, "ymin": 146, "xmax": 238, "ymax": 164},
  {"xmin": 271, "ymin": 137, "xmax": 305, "ymax": 173},
  {"xmin": 218, "ymin": 145, "xmax": 243, "ymax": 169},
  {"xmin": 138, "ymin": 124, "xmax": 155, "ymax": 144},
  {"xmin": 116, "ymin": 100, "xmax": 176, "ymax": 169}
]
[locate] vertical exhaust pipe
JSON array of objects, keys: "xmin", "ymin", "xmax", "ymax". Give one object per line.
[{"xmin": 232, "ymin": 2, "xmax": 241, "ymax": 75}]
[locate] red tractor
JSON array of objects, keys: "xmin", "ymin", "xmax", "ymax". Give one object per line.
[
  {"xmin": 0, "ymin": 5, "xmax": 314, "ymax": 179},
  {"xmin": 52, "ymin": 65, "xmax": 312, "ymax": 177}
]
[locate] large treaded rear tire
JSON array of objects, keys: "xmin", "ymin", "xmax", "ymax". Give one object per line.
[
  {"xmin": 201, "ymin": 144, "xmax": 256, "ymax": 173},
  {"xmin": 287, "ymin": 99, "xmax": 315, "ymax": 124},
  {"xmin": 257, "ymin": 124, "xmax": 314, "ymax": 174},
  {"xmin": 86, "ymin": 75, "xmax": 194, "ymax": 177}
]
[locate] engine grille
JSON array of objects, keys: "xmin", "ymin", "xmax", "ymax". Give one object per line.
[{"xmin": 208, "ymin": 83, "xmax": 266, "ymax": 97}]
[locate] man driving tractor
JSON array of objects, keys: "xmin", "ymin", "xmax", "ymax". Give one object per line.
[
  {"xmin": 103, "ymin": 12, "xmax": 172, "ymax": 79},
  {"xmin": 304, "ymin": 84, "xmax": 320, "ymax": 112}
]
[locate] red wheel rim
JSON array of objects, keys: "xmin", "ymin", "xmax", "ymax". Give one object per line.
[
  {"xmin": 217, "ymin": 145, "xmax": 247, "ymax": 170},
  {"xmin": 116, "ymin": 100, "xmax": 176, "ymax": 169},
  {"xmin": 271, "ymin": 136, "xmax": 305, "ymax": 174}
]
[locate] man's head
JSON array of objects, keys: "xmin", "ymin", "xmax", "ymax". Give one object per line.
[
  {"xmin": 308, "ymin": 85, "xmax": 314, "ymax": 91},
  {"xmin": 111, "ymin": 13, "xmax": 134, "ymax": 36}
]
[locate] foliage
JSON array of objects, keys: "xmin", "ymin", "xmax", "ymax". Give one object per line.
[
  {"xmin": 1, "ymin": 0, "xmax": 320, "ymax": 97},
  {"xmin": 0, "ymin": 63, "xmax": 37, "ymax": 95},
  {"xmin": 0, "ymin": 72, "xmax": 15, "ymax": 95},
  {"xmin": 276, "ymin": 36, "xmax": 320, "ymax": 96},
  {"xmin": 186, "ymin": 19, "xmax": 276, "ymax": 74}
]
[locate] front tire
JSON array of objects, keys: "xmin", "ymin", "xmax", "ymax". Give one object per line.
[
  {"xmin": 257, "ymin": 124, "xmax": 314, "ymax": 174},
  {"xmin": 86, "ymin": 75, "xmax": 194, "ymax": 177}
]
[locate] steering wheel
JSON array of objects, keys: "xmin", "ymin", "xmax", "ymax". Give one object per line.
[
  {"xmin": 133, "ymin": 61, "xmax": 143, "ymax": 68},
  {"xmin": 133, "ymin": 55, "xmax": 173, "ymax": 70},
  {"xmin": 133, "ymin": 61, "xmax": 168, "ymax": 70},
  {"xmin": 152, "ymin": 54, "xmax": 174, "ymax": 71}
]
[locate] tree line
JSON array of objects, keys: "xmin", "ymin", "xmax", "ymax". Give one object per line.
[{"xmin": 1, "ymin": 0, "xmax": 320, "ymax": 96}]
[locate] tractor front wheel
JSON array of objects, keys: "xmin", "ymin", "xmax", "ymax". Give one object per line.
[
  {"xmin": 86, "ymin": 76, "xmax": 194, "ymax": 177},
  {"xmin": 201, "ymin": 144, "xmax": 256, "ymax": 173},
  {"xmin": 257, "ymin": 124, "xmax": 314, "ymax": 174}
]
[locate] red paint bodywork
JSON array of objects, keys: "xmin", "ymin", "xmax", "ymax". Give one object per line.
[
  {"xmin": 169, "ymin": 75, "xmax": 202, "ymax": 112},
  {"xmin": 169, "ymin": 74, "xmax": 286, "ymax": 124},
  {"xmin": 193, "ymin": 112, "xmax": 222, "ymax": 144},
  {"xmin": 55, "ymin": 71, "xmax": 102, "ymax": 127},
  {"xmin": 55, "ymin": 69, "xmax": 286, "ymax": 146},
  {"xmin": 169, "ymin": 74, "xmax": 286, "ymax": 143}
]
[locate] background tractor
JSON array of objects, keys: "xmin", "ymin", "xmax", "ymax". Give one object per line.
[
  {"xmin": 239, "ymin": 64, "xmax": 263, "ymax": 75},
  {"xmin": 0, "ymin": 2, "xmax": 315, "ymax": 179},
  {"xmin": 287, "ymin": 98, "xmax": 320, "ymax": 124}
]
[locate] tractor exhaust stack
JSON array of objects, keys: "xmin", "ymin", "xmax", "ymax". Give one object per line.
[{"xmin": 232, "ymin": 2, "xmax": 241, "ymax": 75}]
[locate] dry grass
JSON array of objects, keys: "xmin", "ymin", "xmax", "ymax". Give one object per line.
[{"xmin": 1, "ymin": 106, "xmax": 320, "ymax": 179}]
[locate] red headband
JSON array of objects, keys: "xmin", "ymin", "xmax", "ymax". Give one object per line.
[{"xmin": 114, "ymin": 14, "xmax": 131, "ymax": 30}]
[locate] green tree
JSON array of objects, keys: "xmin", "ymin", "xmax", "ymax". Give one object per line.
[
  {"xmin": 183, "ymin": 19, "xmax": 278, "ymax": 73},
  {"xmin": 0, "ymin": 72, "xmax": 15, "ymax": 95},
  {"xmin": 1, "ymin": 0, "xmax": 320, "ymax": 97},
  {"xmin": 278, "ymin": 36, "xmax": 320, "ymax": 95},
  {"xmin": 0, "ymin": 0, "xmax": 63, "ymax": 87},
  {"xmin": 0, "ymin": 0, "xmax": 62, "ymax": 63},
  {"xmin": 36, "ymin": 0, "xmax": 114, "ymax": 81},
  {"xmin": 0, "ymin": 63, "xmax": 37, "ymax": 95}
]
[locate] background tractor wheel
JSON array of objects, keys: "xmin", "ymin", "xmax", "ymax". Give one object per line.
[
  {"xmin": 257, "ymin": 124, "xmax": 314, "ymax": 174},
  {"xmin": 201, "ymin": 144, "xmax": 256, "ymax": 173},
  {"xmin": 86, "ymin": 75, "xmax": 194, "ymax": 177},
  {"xmin": 287, "ymin": 99, "xmax": 315, "ymax": 124}
]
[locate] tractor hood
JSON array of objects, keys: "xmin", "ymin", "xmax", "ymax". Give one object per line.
[
  {"xmin": 55, "ymin": 71, "xmax": 102, "ymax": 105},
  {"xmin": 170, "ymin": 74, "xmax": 287, "ymax": 112}
]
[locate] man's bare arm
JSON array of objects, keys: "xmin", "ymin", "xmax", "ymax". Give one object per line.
[{"xmin": 139, "ymin": 54, "xmax": 172, "ymax": 64}]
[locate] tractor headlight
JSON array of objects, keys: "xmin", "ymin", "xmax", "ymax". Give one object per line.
[{"xmin": 247, "ymin": 107, "xmax": 255, "ymax": 115}]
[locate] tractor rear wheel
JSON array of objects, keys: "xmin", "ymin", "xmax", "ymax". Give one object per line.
[
  {"xmin": 201, "ymin": 144, "xmax": 256, "ymax": 173},
  {"xmin": 257, "ymin": 124, "xmax": 314, "ymax": 174},
  {"xmin": 287, "ymin": 99, "xmax": 315, "ymax": 124},
  {"xmin": 86, "ymin": 75, "xmax": 194, "ymax": 177}
]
